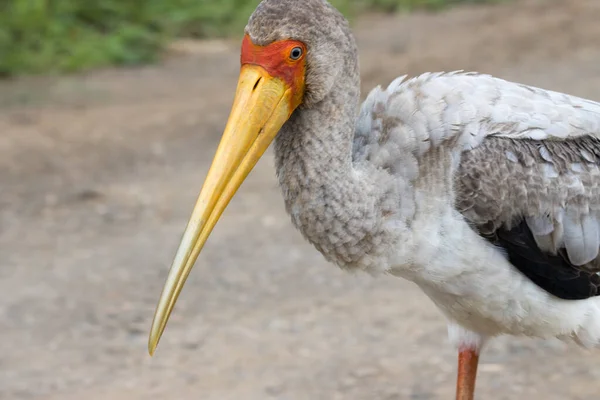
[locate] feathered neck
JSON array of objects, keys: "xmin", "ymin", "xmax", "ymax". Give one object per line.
[{"xmin": 273, "ymin": 65, "xmax": 396, "ymax": 271}]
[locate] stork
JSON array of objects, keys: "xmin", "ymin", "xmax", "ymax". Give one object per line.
[{"xmin": 148, "ymin": 0, "xmax": 600, "ymax": 398}]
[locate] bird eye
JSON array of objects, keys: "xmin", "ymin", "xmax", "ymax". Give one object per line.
[{"xmin": 289, "ymin": 46, "xmax": 303, "ymax": 60}]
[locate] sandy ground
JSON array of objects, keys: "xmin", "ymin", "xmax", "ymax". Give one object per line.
[{"xmin": 2, "ymin": 0, "xmax": 600, "ymax": 399}]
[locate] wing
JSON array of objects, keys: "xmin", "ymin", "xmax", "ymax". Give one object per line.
[{"xmin": 456, "ymin": 136, "xmax": 600, "ymax": 300}]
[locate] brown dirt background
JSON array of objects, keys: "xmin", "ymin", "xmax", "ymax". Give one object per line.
[{"xmin": 2, "ymin": 0, "xmax": 600, "ymax": 399}]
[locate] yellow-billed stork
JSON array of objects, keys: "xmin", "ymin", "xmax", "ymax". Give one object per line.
[{"xmin": 148, "ymin": 1, "xmax": 600, "ymax": 398}]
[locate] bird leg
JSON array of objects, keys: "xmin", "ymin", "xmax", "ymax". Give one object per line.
[{"xmin": 455, "ymin": 346, "xmax": 479, "ymax": 400}]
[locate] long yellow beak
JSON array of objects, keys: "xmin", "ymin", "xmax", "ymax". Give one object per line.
[{"xmin": 148, "ymin": 64, "xmax": 296, "ymax": 355}]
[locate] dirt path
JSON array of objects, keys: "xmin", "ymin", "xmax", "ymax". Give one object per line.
[{"xmin": 2, "ymin": 1, "xmax": 600, "ymax": 399}]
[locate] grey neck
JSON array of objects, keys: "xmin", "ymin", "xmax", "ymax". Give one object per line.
[
  {"xmin": 273, "ymin": 68, "xmax": 390, "ymax": 269},
  {"xmin": 274, "ymin": 72, "xmax": 359, "ymax": 183}
]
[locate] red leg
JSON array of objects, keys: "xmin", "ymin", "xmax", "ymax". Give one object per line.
[{"xmin": 455, "ymin": 347, "xmax": 479, "ymax": 400}]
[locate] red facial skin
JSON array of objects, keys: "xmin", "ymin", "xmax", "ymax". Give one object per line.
[{"xmin": 241, "ymin": 34, "xmax": 306, "ymax": 109}]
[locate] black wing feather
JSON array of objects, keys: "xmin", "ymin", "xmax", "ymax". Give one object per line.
[{"xmin": 482, "ymin": 220, "xmax": 600, "ymax": 300}]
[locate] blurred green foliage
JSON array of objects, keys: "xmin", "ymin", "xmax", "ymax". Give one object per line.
[{"xmin": 0, "ymin": 0, "xmax": 499, "ymax": 77}]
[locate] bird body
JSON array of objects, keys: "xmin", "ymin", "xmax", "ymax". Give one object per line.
[
  {"xmin": 149, "ymin": 0, "xmax": 600, "ymax": 398},
  {"xmin": 350, "ymin": 72, "xmax": 600, "ymax": 347},
  {"xmin": 276, "ymin": 67, "xmax": 600, "ymax": 351}
]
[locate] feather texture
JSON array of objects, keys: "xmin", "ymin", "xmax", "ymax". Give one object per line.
[
  {"xmin": 457, "ymin": 136, "xmax": 600, "ymax": 277},
  {"xmin": 354, "ymin": 71, "xmax": 600, "ymax": 165}
]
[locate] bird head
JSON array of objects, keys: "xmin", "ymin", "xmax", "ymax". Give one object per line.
[{"xmin": 148, "ymin": 0, "xmax": 357, "ymax": 355}]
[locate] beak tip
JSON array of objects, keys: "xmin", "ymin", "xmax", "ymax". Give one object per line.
[
  {"xmin": 148, "ymin": 336, "xmax": 159, "ymax": 356},
  {"xmin": 148, "ymin": 320, "xmax": 163, "ymax": 357}
]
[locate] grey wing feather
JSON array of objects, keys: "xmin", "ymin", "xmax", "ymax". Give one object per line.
[{"xmin": 456, "ymin": 136, "xmax": 600, "ymax": 273}]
